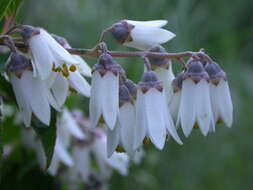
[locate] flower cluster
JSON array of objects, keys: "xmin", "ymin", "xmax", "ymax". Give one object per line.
[
  {"xmin": 89, "ymin": 19, "xmax": 233, "ymax": 156},
  {"xmin": 1, "ymin": 19, "xmax": 233, "ymax": 162},
  {"xmin": 21, "ymin": 108, "xmax": 139, "ymax": 188},
  {"xmin": 7, "ymin": 25, "xmax": 91, "ymax": 126}
]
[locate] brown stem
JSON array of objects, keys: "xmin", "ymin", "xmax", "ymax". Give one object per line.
[{"xmin": 0, "ymin": 37, "xmax": 213, "ymax": 64}]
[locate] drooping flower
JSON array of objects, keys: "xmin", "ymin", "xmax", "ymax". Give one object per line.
[
  {"xmin": 147, "ymin": 45, "xmax": 175, "ymax": 103},
  {"xmin": 110, "ymin": 20, "xmax": 175, "ymax": 50},
  {"xmin": 8, "ymin": 53, "xmax": 57, "ymax": 126},
  {"xmin": 177, "ymin": 60, "xmax": 214, "ymax": 137},
  {"xmin": 205, "ymin": 62, "xmax": 233, "ymax": 127},
  {"xmin": 89, "ymin": 53, "xmax": 124, "ymax": 129},
  {"xmin": 134, "ymin": 71, "xmax": 182, "ymax": 150},
  {"xmin": 13, "ymin": 25, "xmax": 78, "ymax": 80},
  {"xmin": 107, "ymin": 83, "xmax": 137, "ymax": 157},
  {"xmin": 169, "ymin": 72, "xmax": 184, "ymax": 122},
  {"xmin": 48, "ymin": 108, "xmax": 85, "ymax": 175}
]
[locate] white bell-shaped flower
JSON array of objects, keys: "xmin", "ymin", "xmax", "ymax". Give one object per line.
[
  {"xmin": 205, "ymin": 62, "xmax": 233, "ymax": 127},
  {"xmin": 89, "ymin": 53, "xmax": 124, "ymax": 129},
  {"xmin": 111, "ymin": 19, "xmax": 175, "ymax": 50},
  {"xmin": 147, "ymin": 45, "xmax": 175, "ymax": 103},
  {"xmin": 107, "ymin": 83, "xmax": 137, "ymax": 157},
  {"xmin": 177, "ymin": 60, "xmax": 214, "ymax": 137},
  {"xmin": 17, "ymin": 25, "xmax": 78, "ymax": 80},
  {"xmin": 48, "ymin": 108, "xmax": 85, "ymax": 175},
  {"xmin": 169, "ymin": 73, "xmax": 184, "ymax": 122},
  {"xmin": 134, "ymin": 71, "xmax": 182, "ymax": 150}
]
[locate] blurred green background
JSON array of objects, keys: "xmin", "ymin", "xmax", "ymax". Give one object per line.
[{"xmin": 1, "ymin": 0, "xmax": 253, "ymax": 189}]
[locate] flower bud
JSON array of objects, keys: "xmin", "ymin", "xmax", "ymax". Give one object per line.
[{"xmin": 124, "ymin": 79, "xmax": 137, "ymax": 99}]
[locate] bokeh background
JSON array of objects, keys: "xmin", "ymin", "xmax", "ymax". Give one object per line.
[{"xmin": 1, "ymin": 0, "xmax": 253, "ymax": 189}]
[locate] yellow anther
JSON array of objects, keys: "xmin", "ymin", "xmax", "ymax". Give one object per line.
[
  {"xmin": 62, "ymin": 70, "xmax": 69, "ymax": 77},
  {"xmin": 69, "ymin": 87, "xmax": 78, "ymax": 93},
  {"xmin": 143, "ymin": 137, "xmax": 151, "ymax": 145},
  {"xmin": 56, "ymin": 67, "xmax": 62, "ymax": 72},
  {"xmin": 52, "ymin": 64, "xmax": 56, "ymax": 72},
  {"xmin": 69, "ymin": 64, "xmax": 77, "ymax": 72},
  {"xmin": 194, "ymin": 122, "xmax": 199, "ymax": 129},
  {"xmin": 116, "ymin": 145, "xmax": 125, "ymax": 153},
  {"xmin": 98, "ymin": 116, "xmax": 105, "ymax": 124}
]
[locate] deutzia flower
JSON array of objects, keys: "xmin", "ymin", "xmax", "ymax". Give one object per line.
[
  {"xmin": 107, "ymin": 82, "xmax": 137, "ymax": 157},
  {"xmin": 147, "ymin": 45, "xmax": 175, "ymax": 103},
  {"xmin": 89, "ymin": 53, "xmax": 124, "ymax": 129},
  {"xmin": 8, "ymin": 52, "xmax": 57, "ymax": 126},
  {"xmin": 205, "ymin": 62, "xmax": 233, "ymax": 127},
  {"xmin": 169, "ymin": 72, "xmax": 184, "ymax": 122},
  {"xmin": 134, "ymin": 71, "xmax": 182, "ymax": 150},
  {"xmin": 177, "ymin": 59, "xmax": 214, "ymax": 137},
  {"xmin": 12, "ymin": 25, "xmax": 78, "ymax": 80},
  {"xmin": 48, "ymin": 108, "xmax": 85, "ymax": 175},
  {"xmin": 110, "ymin": 19, "xmax": 175, "ymax": 50}
]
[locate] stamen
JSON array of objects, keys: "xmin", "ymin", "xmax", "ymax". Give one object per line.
[
  {"xmin": 69, "ymin": 64, "xmax": 77, "ymax": 72},
  {"xmin": 143, "ymin": 137, "xmax": 151, "ymax": 145},
  {"xmin": 116, "ymin": 145, "xmax": 125, "ymax": 153}
]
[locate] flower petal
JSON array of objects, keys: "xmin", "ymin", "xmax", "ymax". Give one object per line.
[
  {"xmin": 134, "ymin": 90, "xmax": 147, "ymax": 149},
  {"xmin": 101, "ymin": 72, "xmax": 119, "ymax": 129},
  {"xmin": 107, "ymin": 122, "xmax": 120, "ymax": 157},
  {"xmin": 68, "ymin": 71, "xmax": 90, "ymax": 97},
  {"xmin": 54, "ymin": 139, "xmax": 74, "ymax": 166},
  {"xmin": 163, "ymin": 93, "xmax": 183, "ymax": 144},
  {"xmin": 124, "ymin": 25, "xmax": 176, "ymax": 50},
  {"xmin": 89, "ymin": 71, "xmax": 103, "ymax": 128},
  {"xmin": 154, "ymin": 67, "xmax": 175, "ymax": 103},
  {"xmin": 119, "ymin": 103, "xmax": 136, "ymax": 156},
  {"xmin": 10, "ymin": 73, "xmax": 32, "ymax": 127},
  {"xmin": 72, "ymin": 55, "xmax": 91, "ymax": 77},
  {"xmin": 51, "ymin": 74, "xmax": 69, "ymax": 107},
  {"xmin": 178, "ymin": 79, "xmax": 197, "ymax": 137},
  {"xmin": 196, "ymin": 80, "xmax": 212, "ymax": 136},
  {"xmin": 217, "ymin": 80, "xmax": 233, "ymax": 127},
  {"xmin": 40, "ymin": 29, "xmax": 78, "ymax": 65},
  {"xmin": 62, "ymin": 108, "xmax": 85, "ymax": 139},
  {"xmin": 144, "ymin": 88, "xmax": 166, "ymax": 149},
  {"xmin": 126, "ymin": 20, "xmax": 168, "ymax": 27},
  {"xmin": 20, "ymin": 71, "xmax": 51, "ymax": 125},
  {"xmin": 29, "ymin": 33, "xmax": 54, "ymax": 80},
  {"xmin": 169, "ymin": 91, "xmax": 181, "ymax": 123}
]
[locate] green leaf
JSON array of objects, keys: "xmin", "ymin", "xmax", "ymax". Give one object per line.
[
  {"xmin": 32, "ymin": 109, "xmax": 57, "ymax": 169},
  {"xmin": 0, "ymin": 0, "xmax": 23, "ymax": 21},
  {"xmin": 0, "ymin": 0, "xmax": 15, "ymax": 21},
  {"xmin": 0, "ymin": 75, "xmax": 15, "ymax": 102}
]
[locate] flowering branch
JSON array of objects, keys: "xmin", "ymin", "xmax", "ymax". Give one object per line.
[{"xmin": 0, "ymin": 36, "xmax": 213, "ymax": 65}]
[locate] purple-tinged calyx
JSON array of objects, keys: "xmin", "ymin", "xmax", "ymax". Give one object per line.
[
  {"xmin": 7, "ymin": 52, "xmax": 32, "ymax": 77},
  {"xmin": 111, "ymin": 20, "xmax": 134, "ymax": 44},
  {"xmin": 205, "ymin": 62, "xmax": 226, "ymax": 85},
  {"xmin": 92, "ymin": 53, "xmax": 125, "ymax": 77},
  {"xmin": 183, "ymin": 59, "xmax": 209, "ymax": 83},
  {"xmin": 147, "ymin": 45, "xmax": 171, "ymax": 70},
  {"xmin": 139, "ymin": 71, "xmax": 163, "ymax": 93}
]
